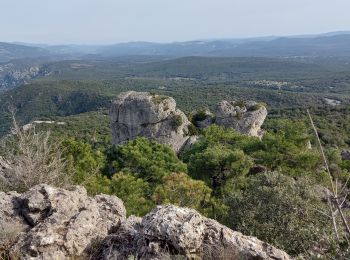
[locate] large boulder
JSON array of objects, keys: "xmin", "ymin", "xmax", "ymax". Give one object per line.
[
  {"xmin": 214, "ymin": 100, "xmax": 267, "ymax": 137},
  {"xmin": 110, "ymin": 91, "xmax": 191, "ymax": 152},
  {"xmin": 1, "ymin": 185, "xmax": 126, "ymax": 259},
  {"xmin": 98, "ymin": 205, "xmax": 291, "ymax": 260}
]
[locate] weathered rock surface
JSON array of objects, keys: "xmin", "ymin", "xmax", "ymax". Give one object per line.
[
  {"xmin": 97, "ymin": 205, "xmax": 291, "ymax": 260},
  {"xmin": 0, "ymin": 61, "xmax": 51, "ymax": 92},
  {"xmin": 111, "ymin": 91, "xmax": 192, "ymax": 152},
  {"xmin": 214, "ymin": 100, "xmax": 267, "ymax": 137},
  {"xmin": 0, "ymin": 191, "xmax": 29, "ymax": 249},
  {"xmin": 0, "ymin": 185, "xmax": 126, "ymax": 259},
  {"xmin": 93, "ymin": 216, "xmax": 143, "ymax": 260},
  {"xmin": 1, "ymin": 186, "xmax": 290, "ymax": 260}
]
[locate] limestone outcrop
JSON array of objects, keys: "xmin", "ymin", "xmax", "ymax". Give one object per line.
[
  {"xmin": 0, "ymin": 185, "xmax": 126, "ymax": 259},
  {"xmin": 110, "ymin": 91, "xmax": 191, "ymax": 152},
  {"xmin": 110, "ymin": 92, "xmax": 267, "ymax": 153},
  {"xmin": 96, "ymin": 205, "xmax": 291, "ymax": 260},
  {"xmin": 214, "ymin": 100, "xmax": 267, "ymax": 137},
  {"xmin": 0, "ymin": 186, "xmax": 291, "ymax": 260},
  {"xmin": 192, "ymin": 102, "xmax": 267, "ymax": 138}
]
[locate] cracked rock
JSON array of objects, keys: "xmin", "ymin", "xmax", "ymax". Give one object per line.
[{"xmin": 3, "ymin": 184, "xmax": 126, "ymax": 259}]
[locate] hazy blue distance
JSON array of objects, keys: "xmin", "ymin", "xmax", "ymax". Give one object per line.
[{"xmin": 1, "ymin": 0, "xmax": 350, "ymax": 44}]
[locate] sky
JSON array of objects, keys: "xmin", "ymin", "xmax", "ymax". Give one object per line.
[{"xmin": 1, "ymin": 0, "xmax": 350, "ymax": 44}]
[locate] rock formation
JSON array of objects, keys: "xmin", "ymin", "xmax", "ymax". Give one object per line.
[
  {"xmin": 1, "ymin": 185, "xmax": 126, "ymax": 259},
  {"xmin": 0, "ymin": 61, "xmax": 51, "ymax": 92},
  {"xmin": 192, "ymin": 101, "xmax": 267, "ymax": 138},
  {"xmin": 0, "ymin": 185, "xmax": 291, "ymax": 260},
  {"xmin": 214, "ymin": 100, "xmax": 267, "ymax": 137},
  {"xmin": 110, "ymin": 92, "xmax": 267, "ymax": 152},
  {"xmin": 110, "ymin": 91, "xmax": 191, "ymax": 152},
  {"xmin": 96, "ymin": 205, "xmax": 291, "ymax": 260}
]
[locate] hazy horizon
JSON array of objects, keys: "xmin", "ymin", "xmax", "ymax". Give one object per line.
[{"xmin": 1, "ymin": 0, "xmax": 350, "ymax": 45}]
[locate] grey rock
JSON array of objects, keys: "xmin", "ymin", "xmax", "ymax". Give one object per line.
[
  {"xmin": 2, "ymin": 186, "xmax": 291, "ymax": 260},
  {"xmin": 181, "ymin": 135, "xmax": 199, "ymax": 152},
  {"xmin": 7, "ymin": 184, "xmax": 126, "ymax": 260},
  {"xmin": 0, "ymin": 191, "xmax": 29, "ymax": 249},
  {"xmin": 214, "ymin": 100, "xmax": 267, "ymax": 138},
  {"xmin": 99, "ymin": 205, "xmax": 291, "ymax": 260},
  {"xmin": 203, "ymin": 218, "xmax": 290, "ymax": 260},
  {"xmin": 142, "ymin": 205, "xmax": 205, "ymax": 258},
  {"xmin": 94, "ymin": 216, "xmax": 143, "ymax": 260},
  {"xmin": 110, "ymin": 91, "xmax": 191, "ymax": 152}
]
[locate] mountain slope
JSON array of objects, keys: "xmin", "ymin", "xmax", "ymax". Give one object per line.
[
  {"xmin": 97, "ymin": 34, "xmax": 350, "ymax": 58},
  {"xmin": 0, "ymin": 43, "xmax": 51, "ymax": 62}
]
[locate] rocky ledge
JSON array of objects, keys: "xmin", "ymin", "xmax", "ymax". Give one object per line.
[{"xmin": 0, "ymin": 185, "xmax": 291, "ymax": 260}]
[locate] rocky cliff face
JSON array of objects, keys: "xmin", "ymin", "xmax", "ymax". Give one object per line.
[
  {"xmin": 0, "ymin": 62, "xmax": 51, "ymax": 92},
  {"xmin": 0, "ymin": 185, "xmax": 290, "ymax": 260},
  {"xmin": 110, "ymin": 91, "xmax": 191, "ymax": 152}
]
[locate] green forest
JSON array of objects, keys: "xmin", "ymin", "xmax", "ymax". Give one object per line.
[{"xmin": 2, "ymin": 56, "xmax": 350, "ymax": 258}]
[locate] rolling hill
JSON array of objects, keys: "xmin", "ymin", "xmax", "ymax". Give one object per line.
[{"xmin": 0, "ymin": 43, "xmax": 51, "ymax": 62}]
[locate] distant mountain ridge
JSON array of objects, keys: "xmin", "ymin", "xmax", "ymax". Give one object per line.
[
  {"xmin": 2, "ymin": 31, "xmax": 350, "ymax": 62},
  {"xmin": 0, "ymin": 42, "xmax": 51, "ymax": 62}
]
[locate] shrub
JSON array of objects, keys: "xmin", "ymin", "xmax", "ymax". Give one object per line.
[
  {"xmin": 61, "ymin": 139, "xmax": 106, "ymax": 185},
  {"xmin": 153, "ymin": 173, "xmax": 212, "ymax": 213},
  {"xmin": 192, "ymin": 109, "xmax": 209, "ymax": 122},
  {"xmin": 151, "ymin": 94, "xmax": 168, "ymax": 105},
  {"xmin": 227, "ymin": 172, "xmax": 334, "ymax": 256},
  {"xmin": 0, "ymin": 223, "xmax": 22, "ymax": 259},
  {"xmin": 233, "ymin": 100, "xmax": 246, "ymax": 108},
  {"xmin": 172, "ymin": 115, "xmax": 183, "ymax": 130},
  {"xmin": 109, "ymin": 172, "xmax": 154, "ymax": 216},
  {"xmin": 0, "ymin": 117, "xmax": 69, "ymax": 192},
  {"xmin": 247, "ymin": 102, "xmax": 267, "ymax": 112},
  {"xmin": 109, "ymin": 137, "xmax": 187, "ymax": 186},
  {"xmin": 187, "ymin": 123, "xmax": 198, "ymax": 136},
  {"xmin": 187, "ymin": 145, "xmax": 253, "ymax": 195}
]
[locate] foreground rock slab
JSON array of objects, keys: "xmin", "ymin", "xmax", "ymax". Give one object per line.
[
  {"xmin": 0, "ymin": 185, "xmax": 126, "ymax": 259},
  {"xmin": 96, "ymin": 205, "xmax": 291, "ymax": 260},
  {"xmin": 1, "ymin": 187, "xmax": 290, "ymax": 259}
]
